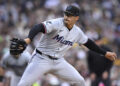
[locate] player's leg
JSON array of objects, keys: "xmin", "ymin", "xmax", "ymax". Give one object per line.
[
  {"xmin": 5, "ymin": 71, "xmax": 17, "ymax": 86},
  {"xmin": 17, "ymin": 53, "xmax": 52, "ymax": 86},
  {"xmin": 53, "ymin": 58, "xmax": 85, "ymax": 86},
  {"xmin": 10, "ymin": 74, "xmax": 21, "ymax": 86}
]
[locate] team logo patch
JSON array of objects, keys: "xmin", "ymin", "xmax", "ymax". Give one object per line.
[{"xmin": 53, "ymin": 35, "xmax": 73, "ymax": 46}]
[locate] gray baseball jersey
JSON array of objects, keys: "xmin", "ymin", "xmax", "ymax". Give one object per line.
[
  {"xmin": 37, "ymin": 18, "xmax": 88, "ymax": 58},
  {"xmin": 1, "ymin": 51, "xmax": 31, "ymax": 76},
  {"xmin": 17, "ymin": 18, "xmax": 88, "ymax": 86}
]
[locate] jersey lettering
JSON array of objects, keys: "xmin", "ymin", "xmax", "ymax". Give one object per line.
[{"xmin": 53, "ymin": 35, "xmax": 73, "ymax": 46}]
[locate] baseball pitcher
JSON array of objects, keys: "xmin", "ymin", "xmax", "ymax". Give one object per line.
[{"xmin": 12, "ymin": 5, "xmax": 117, "ymax": 86}]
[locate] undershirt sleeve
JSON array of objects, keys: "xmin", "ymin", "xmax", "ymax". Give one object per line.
[
  {"xmin": 28, "ymin": 23, "xmax": 46, "ymax": 41},
  {"xmin": 83, "ymin": 38, "xmax": 106, "ymax": 55}
]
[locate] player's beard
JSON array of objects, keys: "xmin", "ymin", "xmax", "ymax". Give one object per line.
[{"xmin": 64, "ymin": 20, "xmax": 74, "ymax": 30}]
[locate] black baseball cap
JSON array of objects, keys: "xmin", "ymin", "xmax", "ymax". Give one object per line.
[{"xmin": 64, "ymin": 5, "xmax": 80, "ymax": 16}]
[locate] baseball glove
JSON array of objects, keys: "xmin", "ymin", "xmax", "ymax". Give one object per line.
[{"xmin": 10, "ymin": 38, "xmax": 27, "ymax": 55}]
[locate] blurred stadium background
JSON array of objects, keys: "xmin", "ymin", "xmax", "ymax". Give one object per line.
[{"xmin": 0, "ymin": 0, "xmax": 120, "ymax": 86}]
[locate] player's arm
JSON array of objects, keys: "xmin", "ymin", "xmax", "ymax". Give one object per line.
[
  {"xmin": 10, "ymin": 23, "xmax": 46, "ymax": 54},
  {"xmin": 24, "ymin": 23, "xmax": 46, "ymax": 44},
  {"xmin": 83, "ymin": 38, "xmax": 117, "ymax": 61}
]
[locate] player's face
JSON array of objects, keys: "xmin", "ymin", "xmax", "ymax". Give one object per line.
[{"xmin": 64, "ymin": 14, "xmax": 79, "ymax": 27}]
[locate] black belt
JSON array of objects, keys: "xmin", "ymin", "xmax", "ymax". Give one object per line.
[{"xmin": 36, "ymin": 49, "xmax": 58, "ymax": 60}]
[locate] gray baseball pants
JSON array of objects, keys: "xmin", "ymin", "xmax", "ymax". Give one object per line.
[{"xmin": 17, "ymin": 52, "xmax": 85, "ymax": 86}]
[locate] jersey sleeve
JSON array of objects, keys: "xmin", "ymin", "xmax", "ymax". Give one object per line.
[
  {"xmin": 42, "ymin": 19, "xmax": 59, "ymax": 33},
  {"xmin": 78, "ymin": 29, "xmax": 88, "ymax": 45}
]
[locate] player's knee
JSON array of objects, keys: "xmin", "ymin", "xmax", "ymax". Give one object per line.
[
  {"xmin": 81, "ymin": 77, "xmax": 85, "ymax": 82},
  {"xmin": 79, "ymin": 77, "xmax": 85, "ymax": 86},
  {"xmin": 71, "ymin": 77, "xmax": 85, "ymax": 86},
  {"xmin": 75, "ymin": 76, "xmax": 85, "ymax": 86}
]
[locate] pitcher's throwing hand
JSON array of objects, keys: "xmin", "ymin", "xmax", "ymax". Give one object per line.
[{"xmin": 105, "ymin": 52, "xmax": 117, "ymax": 61}]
